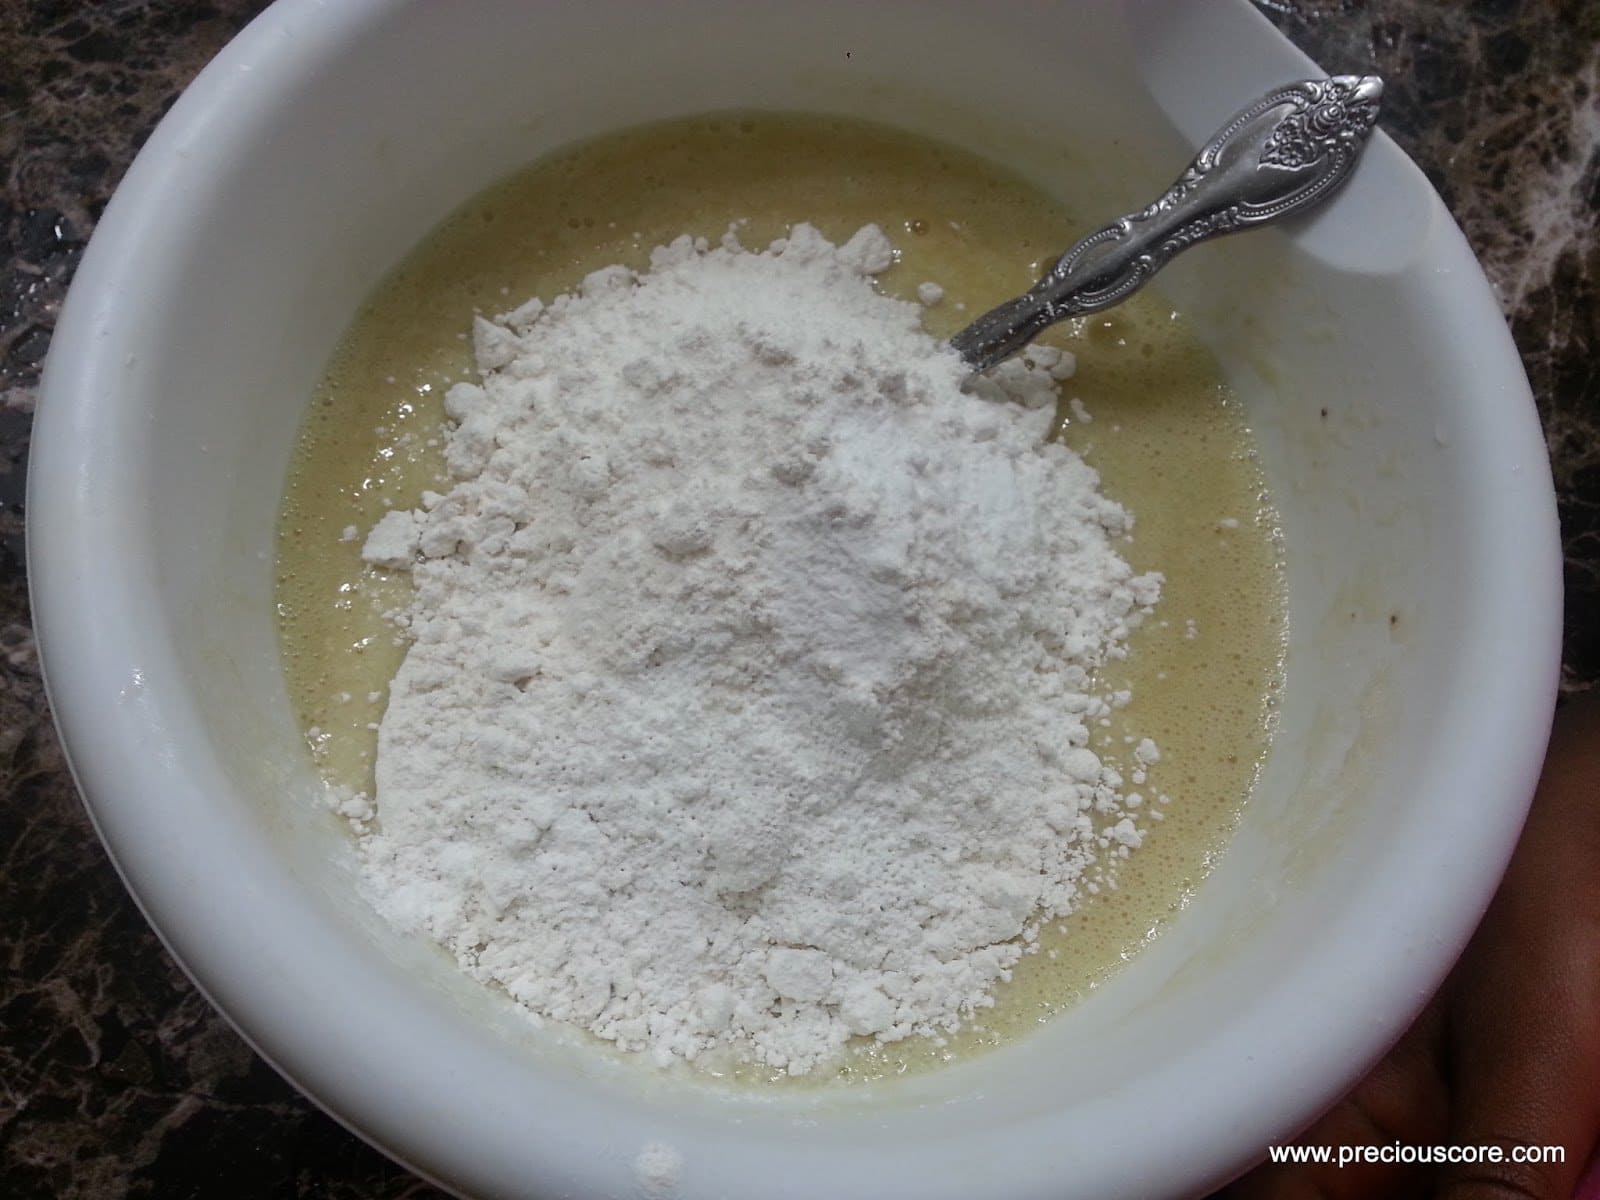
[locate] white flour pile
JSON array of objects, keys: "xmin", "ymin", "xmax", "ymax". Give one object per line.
[{"xmin": 353, "ymin": 223, "xmax": 1162, "ymax": 1075}]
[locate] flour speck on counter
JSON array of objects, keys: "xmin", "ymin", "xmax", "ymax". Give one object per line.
[{"xmin": 349, "ymin": 223, "xmax": 1162, "ymax": 1075}]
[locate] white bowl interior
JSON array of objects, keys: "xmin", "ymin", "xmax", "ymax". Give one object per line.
[{"xmin": 31, "ymin": 1, "xmax": 1560, "ymax": 1198}]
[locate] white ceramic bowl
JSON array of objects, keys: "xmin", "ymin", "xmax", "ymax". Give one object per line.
[{"xmin": 29, "ymin": 2, "xmax": 1561, "ymax": 1197}]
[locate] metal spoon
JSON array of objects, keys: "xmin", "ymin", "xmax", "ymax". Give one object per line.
[{"xmin": 949, "ymin": 75, "xmax": 1384, "ymax": 372}]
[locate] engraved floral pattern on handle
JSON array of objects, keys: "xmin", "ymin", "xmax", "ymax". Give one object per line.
[{"xmin": 949, "ymin": 75, "xmax": 1383, "ymax": 372}]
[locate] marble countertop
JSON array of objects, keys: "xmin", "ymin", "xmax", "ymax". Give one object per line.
[{"xmin": 2, "ymin": 2, "xmax": 1595, "ymax": 1196}]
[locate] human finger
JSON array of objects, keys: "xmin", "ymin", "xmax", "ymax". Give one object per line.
[
  {"xmin": 1434, "ymin": 702, "xmax": 1600, "ymax": 1199},
  {"xmin": 1220, "ymin": 1003, "xmax": 1449, "ymax": 1199}
]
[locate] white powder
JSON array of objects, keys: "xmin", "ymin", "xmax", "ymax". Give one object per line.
[
  {"xmin": 356, "ymin": 223, "xmax": 1161, "ymax": 1075},
  {"xmin": 632, "ymin": 1142, "xmax": 683, "ymax": 1198}
]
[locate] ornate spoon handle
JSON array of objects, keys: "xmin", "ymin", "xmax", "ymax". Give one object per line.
[{"xmin": 949, "ymin": 75, "xmax": 1384, "ymax": 372}]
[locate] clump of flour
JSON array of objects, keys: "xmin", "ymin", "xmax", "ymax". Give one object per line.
[
  {"xmin": 632, "ymin": 1142, "xmax": 683, "ymax": 1198},
  {"xmin": 356, "ymin": 223, "xmax": 1161, "ymax": 1075}
]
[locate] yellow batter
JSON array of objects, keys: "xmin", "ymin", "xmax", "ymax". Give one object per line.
[{"xmin": 274, "ymin": 113, "xmax": 1285, "ymax": 1084}]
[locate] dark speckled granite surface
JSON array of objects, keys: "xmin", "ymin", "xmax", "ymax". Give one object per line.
[{"xmin": 2, "ymin": 2, "xmax": 1596, "ymax": 1196}]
